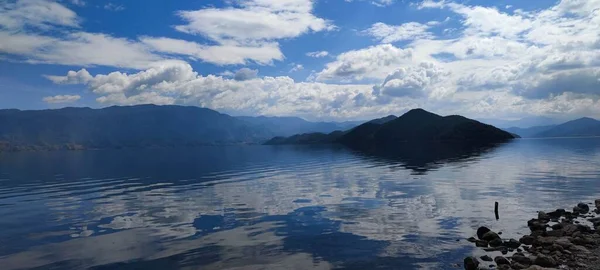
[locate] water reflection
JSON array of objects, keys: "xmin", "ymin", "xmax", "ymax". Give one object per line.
[{"xmin": 0, "ymin": 138, "xmax": 599, "ymax": 269}]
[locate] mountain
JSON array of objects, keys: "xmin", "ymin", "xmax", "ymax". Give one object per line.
[
  {"xmin": 532, "ymin": 117, "xmax": 600, "ymax": 138},
  {"xmin": 265, "ymin": 109, "xmax": 516, "ymax": 147},
  {"xmin": 236, "ymin": 116, "xmax": 362, "ymax": 137},
  {"xmin": 0, "ymin": 105, "xmax": 271, "ymax": 151},
  {"xmin": 264, "ymin": 131, "xmax": 344, "ymax": 145},
  {"xmin": 504, "ymin": 125, "xmax": 556, "ymax": 138},
  {"xmin": 340, "ymin": 109, "xmax": 515, "ymax": 149},
  {"xmin": 264, "ymin": 115, "xmax": 398, "ymax": 145},
  {"xmin": 478, "ymin": 116, "xmax": 560, "ymax": 129}
]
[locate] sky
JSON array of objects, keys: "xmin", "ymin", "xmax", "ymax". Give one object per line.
[{"xmin": 0, "ymin": 0, "xmax": 599, "ymax": 121}]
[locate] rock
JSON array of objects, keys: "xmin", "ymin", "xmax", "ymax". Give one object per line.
[
  {"xmin": 512, "ymin": 254, "xmax": 533, "ymax": 265},
  {"xmin": 528, "ymin": 219, "xmax": 547, "ymax": 232},
  {"xmin": 577, "ymin": 202, "xmax": 590, "ymax": 213},
  {"xmin": 595, "ymin": 199, "xmax": 600, "ymax": 209},
  {"xmin": 550, "ymin": 243, "xmax": 564, "ymax": 252},
  {"xmin": 517, "ymin": 248, "xmax": 523, "ymax": 252},
  {"xmin": 550, "ymin": 224, "xmax": 562, "ymax": 230},
  {"xmin": 467, "ymin": 237, "xmax": 477, "ymax": 243},
  {"xmin": 571, "ymin": 245, "xmax": 591, "ymax": 254},
  {"xmin": 481, "ymin": 255, "xmax": 493, "ymax": 261},
  {"xmin": 553, "ymin": 237, "xmax": 573, "ymax": 249},
  {"xmin": 524, "ymin": 266, "xmax": 556, "ymax": 270},
  {"xmin": 573, "ymin": 206, "xmax": 583, "ymax": 215},
  {"xmin": 483, "ymin": 231, "xmax": 501, "ymax": 241},
  {"xmin": 464, "ymin": 256, "xmax": 480, "ymax": 270},
  {"xmin": 536, "ymin": 236, "xmax": 557, "ymax": 246},
  {"xmin": 544, "ymin": 230, "xmax": 563, "ymax": 237},
  {"xmin": 538, "ymin": 211, "xmax": 549, "ymax": 220},
  {"xmin": 576, "ymin": 224, "xmax": 592, "ymax": 233},
  {"xmin": 534, "ymin": 254, "xmax": 557, "ymax": 267},
  {"xmin": 520, "ymin": 235, "xmax": 535, "ymax": 245},
  {"xmin": 498, "ymin": 265, "xmax": 511, "ymax": 270},
  {"xmin": 504, "ymin": 239, "xmax": 521, "ymax": 249},
  {"xmin": 512, "ymin": 262, "xmax": 528, "ymax": 269},
  {"xmin": 476, "ymin": 240, "xmax": 489, "ymax": 247},
  {"xmin": 562, "ymin": 224, "xmax": 579, "ymax": 236},
  {"xmin": 547, "ymin": 209, "xmax": 565, "ymax": 218},
  {"xmin": 477, "ymin": 226, "xmax": 491, "ymax": 239},
  {"xmin": 495, "ymin": 256, "xmax": 511, "ymax": 265},
  {"xmin": 490, "ymin": 238, "xmax": 503, "ymax": 247}
]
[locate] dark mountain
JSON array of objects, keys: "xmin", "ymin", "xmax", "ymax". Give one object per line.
[
  {"xmin": 477, "ymin": 116, "xmax": 560, "ymax": 129},
  {"xmin": 344, "ymin": 109, "xmax": 515, "ymax": 148},
  {"xmin": 366, "ymin": 115, "xmax": 397, "ymax": 125},
  {"xmin": 504, "ymin": 125, "xmax": 556, "ymax": 138},
  {"xmin": 264, "ymin": 115, "xmax": 398, "ymax": 145},
  {"xmin": 265, "ymin": 109, "xmax": 516, "ymax": 148},
  {"xmin": 264, "ymin": 131, "xmax": 344, "ymax": 145},
  {"xmin": 0, "ymin": 105, "xmax": 271, "ymax": 151},
  {"xmin": 236, "ymin": 116, "xmax": 362, "ymax": 137},
  {"xmin": 532, "ymin": 117, "xmax": 600, "ymax": 138}
]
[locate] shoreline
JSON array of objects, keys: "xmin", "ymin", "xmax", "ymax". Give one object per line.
[{"xmin": 464, "ymin": 200, "xmax": 600, "ymax": 270}]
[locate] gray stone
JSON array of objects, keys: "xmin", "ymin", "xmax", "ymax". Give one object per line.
[
  {"xmin": 495, "ymin": 256, "xmax": 511, "ymax": 265},
  {"xmin": 504, "ymin": 238, "xmax": 521, "ymax": 249},
  {"xmin": 538, "ymin": 211, "xmax": 548, "ymax": 220},
  {"xmin": 467, "ymin": 237, "xmax": 477, "ymax": 243},
  {"xmin": 577, "ymin": 202, "xmax": 590, "ymax": 213},
  {"xmin": 562, "ymin": 224, "xmax": 579, "ymax": 236},
  {"xmin": 511, "ymin": 254, "xmax": 533, "ymax": 265},
  {"xmin": 545, "ymin": 230, "xmax": 563, "ymax": 237},
  {"xmin": 476, "ymin": 240, "xmax": 489, "ymax": 247},
  {"xmin": 482, "ymin": 231, "xmax": 501, "ymax": 241},
  {"xmin": 464, "ymin": 256, "xmax": 480, "ymax": 270},
  {"xmin": 480, "ymin": 255, "xmax": 493, "ymax": 261},
  {"xmin": 512, "ymin": 262, "xmax": 528, "ymax": 269},
  {"xmin": 550, "ymin": 243, "xmax": 563, "ymax": 252},
  {"xmin": 520, "ymin": 235, "xmax": 535, "ymax": 245},
  {"xmin": 553, "ymin": 237, "xmax": 573, "ymax": 249},
  {"xmin": 534, "ymin": 254, "xmax": 557, "ymax": 267},
  {"xmin": 550, "ymin": 224, "xmax": 562, "ymax": 230},
  {"xmin": 536, "ymin": 236, "xmax": 557, "ymax": 246},
  {"xmin": 477, "ymin": 226, "xmax": 491, "ymax": 239},
  {"xmin": 490, "ymin": 238, "xmax": 503, "ymax": 247},
  {"xmin": 595, "ymin": 199, "xmax": 600, "ymax": 210}
]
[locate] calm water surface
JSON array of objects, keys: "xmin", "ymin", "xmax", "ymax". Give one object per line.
[{"xmin": 1, "ymin": 138, "xmax": 600, "ymax": 269}]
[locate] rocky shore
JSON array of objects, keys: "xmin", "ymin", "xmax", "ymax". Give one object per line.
[{"xmin": 464, "ymin": 200, "xmax": 600, "ymax": 270}]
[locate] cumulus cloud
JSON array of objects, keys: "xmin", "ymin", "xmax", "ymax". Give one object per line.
[
  {"xmin": 0, "ymin": 0, "xmax": 79, "ymax": 30},
  {"xmin": 364, "ymin": 22, "xmax": 433, "ymax": 43},
  {"xmin": 373, "ymin": 62, "xmax": 449, "ymax": 99},
  {"xmin": 43, "ymin": 94, "xmax": 81, "ymax": 104},
  {"xmin": 289, "ymin": 64, "xmax": 304, "ymax": 73},
  {"xmin": 306, "ymin": 51, "xmax": 329, "ymax": 58},
  {"xmin": 234, "ymin": 68, "xmax": 258, "ymax": 81},
  {"xmin": 103, "ymin": 3, "xmax": 124, "ymax": 11},
  {"xmin": 174, "ymin": 0, "xmax": 333, "ymax": 45},
  {"xmin": 316, "ymin": 44, "xmax": 413, "ymax": 81}
]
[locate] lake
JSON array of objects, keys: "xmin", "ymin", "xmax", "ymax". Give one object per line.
[{"xmin": 0, "ymin": 138, "xmax": 599, "ymax": 269}]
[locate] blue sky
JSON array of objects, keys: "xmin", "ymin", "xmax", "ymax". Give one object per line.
[{"xmin": 0, "ymin": 0, "xmax": 599, "ymax": 121}]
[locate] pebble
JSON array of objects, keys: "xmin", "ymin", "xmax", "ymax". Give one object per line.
[
  {"xmin": 463, "ymin": 256, "xmax": 479, "ymax": 270},
  {"xmin": 494, "ymin": 256, "xmax": 510, "ymax": 265}
]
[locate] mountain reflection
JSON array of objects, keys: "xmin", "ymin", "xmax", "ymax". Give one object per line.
[
  {"xmin": 0, "ymin": 139, "xmax": 599, "ymax": 269},
  {"xmin": 348, "ymin": 142, "xmax": 506, "ymax": 174}
]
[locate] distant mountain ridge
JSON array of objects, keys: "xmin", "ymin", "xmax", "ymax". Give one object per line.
[
  {"xmin": 0, "ymin": 105, "xmax": 362, "ymax": 151},
  {"xmin": 236, "ymin": 116, "xmax": 362, "ymax": 137},
  {"xmin": 266, "ymin": 109, "xmax": 516, "ymax": 147},
  {"xmin": 478, "ymin": 116, "xmax": 560, "ymax": 129},
  {"xmin": 504, "ymin": 117, "xmax": 600, "ymax": 138}
]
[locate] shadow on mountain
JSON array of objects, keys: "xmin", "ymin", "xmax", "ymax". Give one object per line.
[{"xmin": 349, "ymin": 141, "xmax": 505, "ymax": 174}]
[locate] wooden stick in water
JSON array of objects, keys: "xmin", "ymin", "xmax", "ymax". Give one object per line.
[{"xmin": 495, "ymin": 201, "xmax": 499, "ymax": 220}]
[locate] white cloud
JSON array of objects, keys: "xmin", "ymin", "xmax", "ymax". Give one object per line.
[
  {"xmin": 103, "ymin": 3, "xmax": 124, "ymax": 11},
  {"xmin": 373, "ymin": 62, "xmax": 450, "ymax": 99},
  {"xmin": 364, "ymin": 22, "xmax": 433, "ymax": 43},
  {"xmin": 0, "ymin": 31, "xmax": 165, "ymax": 69},
  {"xmin": 174, "ymin": 0, "xmax": 333, "ymax": 45},
  {"xmin": 0, "ymin": 0, "xmax": 79, "ymax": 30},
  {"xmin": 140, "ymin": 37, "xmax": 283, "ymax": 65},
  {"xmin": 289, "ymin": 64, "xmax": 304, "ymax": 72},
  {"xmin": 43, "ymin": 94, "xmax": 81, "ymax": 104},
  {"xmin": 234, "ymin": 68, "xmax": 259, "ymax": 81},
  {"xmin": 316, "ymin": 44, "xmax": 414, "ymax": 81},
  {"xmin": 70, "ymin": 0, "xmax": 85, "ymax": 7},
  {"xmin": 306, "ymin": 51, "xmax": 329, "ymax": 58}
]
